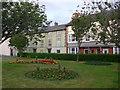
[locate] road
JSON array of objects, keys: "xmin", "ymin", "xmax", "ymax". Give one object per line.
[{"xmin": 0, "ymin": 55, "xmax": 16, "ymax": 58}]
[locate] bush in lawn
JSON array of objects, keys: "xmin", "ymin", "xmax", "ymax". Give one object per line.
[
  {"xmin": 19, "ymin": 53, "xmax": 120, "ymax": 62},
  {"xmin": 84, "ymin": 61, "xmax": 112, "ymax": 65}
]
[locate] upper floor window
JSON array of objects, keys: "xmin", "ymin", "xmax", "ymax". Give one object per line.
[
  {"xmin": 56, "ymin": 31, "xmax": 61, "ymax": 37},
  {"xmin": 48, "ymin": 32, "xmax": 52, "ymax": 38},
  {"xmin": 40, "ymin": 40, "xmax": 44, "ymax": 48},
  {"xmin": 69, "ymin": 34, "xmax": 76, "ymax": 42},
  {"xmin": 48, "ymin": 39, "xmax": 52, "ymax": 46},
  {"xmin": 86, "ymin": 36, "xmax": 90, "ymax": 41},
  {"xmin": 56, "ymin": 38, "xmax": 61, "ymax": 47}
]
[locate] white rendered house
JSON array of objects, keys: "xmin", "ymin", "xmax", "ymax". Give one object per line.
[{"xmin": 0, "ymin": 38, "xmax": 18, "ymax": 56}]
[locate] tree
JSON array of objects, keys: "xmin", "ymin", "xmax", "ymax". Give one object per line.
[
  {"xmin": 72, "ymin": 9, "xmax": 93, "ymax": 61},
  {"xmin": 1, "ymin": 2, "xmax": 51, "ymax": 44},
  {"xmin": 9, "ymin": 34, "xmax": 29, "ymax": 53},
  {"xmin": 90, "ymin": 1, "xmax": 120, "ymax": 48}
]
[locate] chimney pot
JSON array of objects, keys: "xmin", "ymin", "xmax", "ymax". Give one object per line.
[{"xmin": 54, "ymin": 22, "xmax": 58, "ymax": 26}]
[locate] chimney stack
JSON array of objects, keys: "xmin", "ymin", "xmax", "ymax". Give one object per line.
[
  {"xmin": 54, "ymin": 22, "xmax": 58, "ymax": 26},
  {"xmin": 72, "ymin": 12, "xmax": 80, "ymax": 19}
]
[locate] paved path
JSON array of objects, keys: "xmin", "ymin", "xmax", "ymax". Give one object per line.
[{"xmin": 0, "ymin": 55, "xmax": 16, "ymax": 58}]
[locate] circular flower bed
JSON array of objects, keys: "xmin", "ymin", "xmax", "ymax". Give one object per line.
[
  {"xmin": 84, "ymin": 61, "xmax": 112, "ymax": 65},
  {"xmin": 25, "ymin": 68, "xmax": 78, "ymax": 80},
  {"xmin": 9, "ymin": 60, "xmax": 58, "ymax": 64}
]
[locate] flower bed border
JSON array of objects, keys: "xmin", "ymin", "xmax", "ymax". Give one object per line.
[
  {"xmin": 25, "ymin": 68, "xmax": 79, "ymax": 81},
  {"xmin": 9, "ymin": 60, "xmax": 58, "ymax": 64}
]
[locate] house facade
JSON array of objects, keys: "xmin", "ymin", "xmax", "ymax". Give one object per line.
[
  {"xmin": 26, "ymin": 22, "xmax": 66, "ymax": 54},
  {"xmin": 0, "ymin": 38, "xmax": 18, "ymax": 56},
  {"xmin": 65, "ymin": 23, "xmax": 120, "ymax": 54},
  {"xmin": 1, "ymin": 22, "xmax": 119, "ymax": 56},
  {"xmin": 26, "ymin": 21, "xmax": 120, "ymax": 54}
]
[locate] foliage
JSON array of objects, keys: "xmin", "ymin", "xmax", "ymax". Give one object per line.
[
  {"xmin": 3, "ymin": 57, "xmax": 119, "ymax": 88},
  {"xmin": 9, "ymin": 35, "xmax": 29, "ymax": 53},
  {"xmin": 19, "ymin": 53, "xmax": 120, "ymax": 62},
  {"xmin": 25, "ymin": 68, "xmax": 78, "ymax": 80},
  {"xmin": 84, "ymin": 61, "xmax": 112, "ymax": 65},
  {"xmin": 72, "ymin": 9, "xmax": 93, "ymax": 61},
  {"xmin": 1, "ymin": 2, "xmax": 51, "ymax": 44},
  {"xmin": 89, "ymin": 1, "xmax": 120, "ymax": 47},
  {"xmin": 9, "ymin": 59, "xmax": 58, "ymax": 64}
]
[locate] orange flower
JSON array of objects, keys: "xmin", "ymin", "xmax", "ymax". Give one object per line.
[
  {"xmin": 46, "ymin": 76, "xmax": 48, "ymax": 78},
  {"xmin": 52, "ymin": 75, "xmax": 54, "ymax": 77},
  {"xmin": 38, "ymin": 75, "xmax": 40, "ymax": 77}
]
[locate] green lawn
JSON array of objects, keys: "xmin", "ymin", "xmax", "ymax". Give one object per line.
[{"xmin": 2, "ymin": 57, "xmax": 119, "ymax": 88}]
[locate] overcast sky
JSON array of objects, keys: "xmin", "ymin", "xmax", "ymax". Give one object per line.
[
  {"xmin": 13, "ymin": 0, "xmax": 118, "ymax": 26},
  {"xmin": 39, "ymin": 0, "xmax": 88, "ymax": 26},
  {"xmin": 38, "ymin": 0, "xmax": 117, "ymax": 26}
]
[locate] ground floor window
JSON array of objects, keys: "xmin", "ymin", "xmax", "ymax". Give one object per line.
[
  {"xmin": 103, "ymin": 49, "xmax": 108, "ymax": 54},
  {"xmin": 84, "ymin": 49, "xmax": 89, "ymax": 54},
  {"xmin": 33, "ymin": 49, "xmax": 36, "ymax": 53},
  {"xmin": 91, "ymin": 50, "xmax": 94, "ymax": 54},
  {"xmin": 96, "ymin": 49, "xmax": 100, "ymax": 54},
  {"xmin": 57, "ymin": 50, "xmax": 60, "ymax": 53},
  {"xmin": 68, "ymin": 48, "xmax": 77, "ymax": 54}
]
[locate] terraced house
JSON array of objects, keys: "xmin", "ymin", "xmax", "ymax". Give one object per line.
[
  {"xmin": 26, "ymin": 22, "xmax": 120, "ymax": 54},
  {"xmin": 26, "ymin": 13, "xmax": 120, "ymax": 54},
  {"xmin": 26, "ymin": 22, "xmax": 66, "ymax": 53},
  {"xmin": 66, "ymin": 22, "xmax": 120, "ymax": 54}
]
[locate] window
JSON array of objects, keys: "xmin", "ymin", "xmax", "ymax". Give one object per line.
[
  {"xmin": 56, "ymin": 31, "xmax": 61, "ymax": 36},
  {"xmin": 84, "ymin": 49, "xmax": 89, "ymax": 54},
  {"xmin": 40, "ymin": 40, "xmax": 44, "ymax": 48},
  {"xmin": 48, "ymin": 32, "xmax": 52, "ymax": 38},
  {"xmin": 57, "ymin": 50, "xmax": 60, "ymax": 53},
  {"xmin": 86, "ymin": 35, "xmax": 90, "ymax": 41},
  {"xmin": 69, "ymin": 35, "xmax": 71, "ymax": 42},
  {"xmin": 76, "ymin": 48, "xmax": 78, "ymax": 53},
  {"xmin": 69, "ymin": 48, "xmax": 75, "ymax": 53},
  {"xmin": 115, "ymin": 47, "xmax": 117, "ymax": 54},
  {"xmin": 72, "ymin": 48, "xmax": 75, "ymax": 53},
  {"xmin": 69, "ymin": 34, "xmax": 76, "ymax": 42},
  {"xmin": 40, "ymin": 50, "xmax": 43, "ymax": 53},
  {"xmin": 56, "ymin": 38, "xmax": 61, "ymax": 47},
  {"xmin": 33, "ymin": 49, "xmax": 36, "ymax": 53},
  {"xmin": 103, "ymin": 49, "xmax": 108, "ymax": 54},
  {"xmin": 91, "ymin": 50, "xmax": 94, "ymax": 54},
  {"xmin": 48, "ymin": 39, "xmax": 52, "ymax": 46},
  {"xmin": 86, "ymin": 38, "xmax": 90, "ymax": 41},
  {"xmin": 96, "ymin": 49, "xmax": 100, "ymax": 54}
]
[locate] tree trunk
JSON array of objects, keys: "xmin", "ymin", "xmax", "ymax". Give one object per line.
[{"xmin": 76, "ymin": 40, "xmax": 81, "ymax": 61}]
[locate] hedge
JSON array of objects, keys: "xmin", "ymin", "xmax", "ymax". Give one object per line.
[{"xmin": 19, "ymin": 53, "xmax": 120, "ymax": 62}]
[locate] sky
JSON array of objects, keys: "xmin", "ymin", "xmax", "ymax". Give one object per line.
[
  {"xmin": 38, "ymin": 0, "xmax": 117, "ymax": 26},
  {"xmin": 39, "ymin": 1, "xmax": 83, "ymax": 26},
  {"xmin": 11, "ymin": 0, "xmax": 118, "ymax": 26}
]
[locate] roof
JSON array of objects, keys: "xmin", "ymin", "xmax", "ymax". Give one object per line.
[
  {"xmin": 44, "ymin": 24, "xmax": 66, "ymax": 32},
  {"xmin": 68, "ymin": 42, "xmax": 115, "ymax": 47}
]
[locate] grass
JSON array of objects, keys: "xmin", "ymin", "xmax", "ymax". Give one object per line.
[{"xmin": 2, "ymin": 57, "xmax": 119, "ymax": 88}]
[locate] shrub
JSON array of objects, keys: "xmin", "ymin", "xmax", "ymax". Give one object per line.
[{"xmin": 19, "ymin": 53, "xmax": 120, "ymax": 62}]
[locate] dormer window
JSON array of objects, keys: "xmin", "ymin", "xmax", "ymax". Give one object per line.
[{"xmin": 86, "ymin": 35, "xmax": 90, "ymax": 41}]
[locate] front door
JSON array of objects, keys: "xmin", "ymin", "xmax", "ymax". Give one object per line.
[
  {"xmin": 10, "ymin": 48, "xmax": 13, "ymax": 56},
  {"xmin": 48, "ymin": 49, "xmax": 51, "ymax": 53}
]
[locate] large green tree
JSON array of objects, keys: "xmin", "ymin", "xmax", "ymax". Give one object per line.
[
  {"xmin": 9, "ymin": 34, "xmax": 29, "ymax": 53},
  {"xmin": 72, "ymin": 10, "xmax": 93, "ymax": 61},
  {"xmin": 90, "ymin": 1, "xmax": 120, "ymax": 48},
  {"xmin": 1, "ymin": 2, "xmax": 51, "ymax": 44}
]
